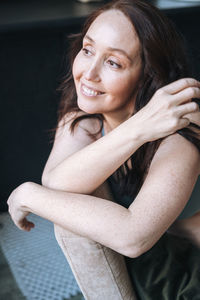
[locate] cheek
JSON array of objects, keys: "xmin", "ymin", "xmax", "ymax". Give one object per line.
[
  {"xmin": 104, "ymin": 73, "xmax": 137, "ymax": 99},
  {"xmin": 72, "ymin": 55, "xmax": 80, "ymax": 80},
  {"xmin": 119, "ymin": 68, "xmax": 142, "ymax": 98},
  {"xmin": 72, "ymin": 52, "xmax": 86, "ymax": 80}
]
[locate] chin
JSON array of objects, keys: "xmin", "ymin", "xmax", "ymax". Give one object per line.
[{"xmin": 77, "ymin": 98, "xmax": 101, "ymax": 115}]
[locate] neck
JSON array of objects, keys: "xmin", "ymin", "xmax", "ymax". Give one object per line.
[{"xmin": 103, "ymin": 111, "xmax": 133, "ymax": 134}]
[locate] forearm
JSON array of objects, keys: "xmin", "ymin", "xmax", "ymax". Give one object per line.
[
  {"xmin": 43, "ymin": 118, "xmax": 144, "ymax": 193},
  {"xmin": 21, "ymin": 182, "xmax": 137, "ymax": 257}
]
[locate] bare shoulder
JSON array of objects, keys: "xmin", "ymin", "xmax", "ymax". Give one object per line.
[
  {"xmin": 42, "ymin": 112, "xmax": 102, "ymax": 175},
  {"xmin": 56, "ymin": 111, "xmax": 102, "ymax": 141},
  {"xmin": 151, "ymin": 133, "xmax": 200, "ymax": 175}
]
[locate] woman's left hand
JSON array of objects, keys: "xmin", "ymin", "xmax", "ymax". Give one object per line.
[{"xmin": 7, "ymin": 183, "xmax": 35, "ymax": 231}]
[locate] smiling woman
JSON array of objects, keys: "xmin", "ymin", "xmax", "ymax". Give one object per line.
[
  {"xmin": 73, "ymin": 9, "xmax": 142, "ymax": 122},
  {"xmin": 7, "ymin": 0, "xmax": 200, "ymax": 299}
]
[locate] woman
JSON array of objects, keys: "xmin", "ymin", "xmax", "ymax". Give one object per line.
[{"xmin": 7, "ymin": 0, "xmax": 200, "ymax": 299}]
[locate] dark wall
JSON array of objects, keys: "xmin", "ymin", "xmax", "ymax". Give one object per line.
[
  {"xmin": 0, "ymin": 28, "xmax": 74, "ymax": 211},
  {"xmin": 0, "ymin": 9, "xmax": 200, "ymax": 211},
  {"xmin": 167, "ymin": 11, "xmax": 200, "ymax": 80}
]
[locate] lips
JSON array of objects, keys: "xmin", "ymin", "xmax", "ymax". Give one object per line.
[{"xmin": 81, "ymin": 83, "xmax": 104, "ymax": 97}]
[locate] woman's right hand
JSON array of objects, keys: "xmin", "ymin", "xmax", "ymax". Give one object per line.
[{"xmin": 133, "ymin": 78, "xmax": 200, "ymax": 142}]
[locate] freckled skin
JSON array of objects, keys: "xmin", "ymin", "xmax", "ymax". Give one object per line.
[{"xmin": 72, "ymin": 9, "xmax": 142, "ymax": 127}]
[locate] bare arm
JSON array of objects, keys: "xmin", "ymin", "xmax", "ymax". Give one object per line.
[
  {"xmin": 42, "ymin": 113, "xmax": 143, "ymax": 193},
  {"xmin": 42, "ymin": 78, "xmax": 200, "ymax": 194},
  {"xmin": 127, "ymin": 133, "xmax": 200, "ymax": 253},
  {"xmin": 7, "ymin": 78, "xmax": 200, "ymax": 257},
  {"xmin": 7, "ymin": 133, "xmax": 200, "ymax": 258}
]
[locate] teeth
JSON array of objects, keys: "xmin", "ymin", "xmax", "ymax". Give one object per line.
[{"xmin": 82, "ymin": 85, "xmax": 100, "ymax": 96}]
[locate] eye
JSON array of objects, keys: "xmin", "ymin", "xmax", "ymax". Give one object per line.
[
  {"xmin": 82, "ymin": 47, "xmax": 93, "ymax": 56},
  {"xmin": 107, "ymin": 59, "xmax": 122, "ymax": 69}
]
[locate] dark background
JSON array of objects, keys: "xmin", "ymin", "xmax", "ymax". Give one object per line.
[{"xmin": 1, "ymin": 1, "xmax": 200, "ymax": 211}]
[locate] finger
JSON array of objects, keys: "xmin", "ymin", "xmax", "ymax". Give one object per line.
[
  {"xmin": 20, "ymin": 218, "xmax": 35, "ymax": 231},
  {"xmin": 184, "ymin": 111, "xmax": 200, "ymax": 126},
  {"xmin": 21, "ymin": 223, "xmax": 34, "ymax": 232},
  {"xmin": 176, "ymin": 102, "xmax": 199, "ymax": 118},
  {"xmin": 171, "ymin": 87, "xmax": 200, "ymax": 106},
  {"xmin": 25, "ymin": 221, "xmax": 35, "ymax": 228},
  {"xmin": 162, "ymin": 78, "xmax": 200, "ymax": 95},
  {"xmin": 176, "ymin": 117, "xmax": 190, "ymax": 130}
]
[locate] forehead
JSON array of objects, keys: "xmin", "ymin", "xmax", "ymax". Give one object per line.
[{"xmin": 85, "ymin": 9, "xmax": 140, "ymax": 57}]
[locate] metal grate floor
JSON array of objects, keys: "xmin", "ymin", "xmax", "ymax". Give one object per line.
[{"xmin": 0, "ymin": 212, "xmax": 84, "ymax": 300}]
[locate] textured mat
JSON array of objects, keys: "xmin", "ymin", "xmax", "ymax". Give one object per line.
[{"xmin": 0, "ymin": 212, "xmax": 84, "ymax": 300}]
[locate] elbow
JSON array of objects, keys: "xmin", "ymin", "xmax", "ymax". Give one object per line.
[
  {"xmin": 41, "ymin": 172, "xmax": 49, "ymax": 187},
  {"xmin": 120, "ymin": 238, "xmax": 150, "ymax": 258},
  {"xmin": 41, "ymin": 171, "xmax": 71, "ymax": 191},
  {"xmin": 122, "ymin": 245, "xmax": 145, "ymax": 258},
  {"xmin": 41, "ymin": 171, "xmax": 54, "ymax": 189},
  {"xmin": 41, "ymin": 175, "xmax": 47, "ymax": 187}
]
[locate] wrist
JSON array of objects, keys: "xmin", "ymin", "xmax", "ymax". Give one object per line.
[
  {"xmin": 122, "ymin": 116, "xmax": 146, "ymax": 148},
  {"xmin": 17, "ymin": 182, "xmax": 36, "ymax": 212}
]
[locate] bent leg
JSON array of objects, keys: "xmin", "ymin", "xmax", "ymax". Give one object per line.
[{"xmin": 54, "ymin": 182, "xmax": 137, "ymax": 300}]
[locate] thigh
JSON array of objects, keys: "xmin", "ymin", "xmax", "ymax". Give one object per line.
[{"xmin": 54, "ymin": 181, "xmax": 137, "ymax": 300}]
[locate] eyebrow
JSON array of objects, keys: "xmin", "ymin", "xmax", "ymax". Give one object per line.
[{"xmin": 84, "ymin": 34, "xmax": 132, "ymax": 62}]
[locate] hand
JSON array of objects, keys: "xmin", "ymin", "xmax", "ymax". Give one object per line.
[
  {"xmin": 7, "ymin": 182, "xmax": 35, "ymax": 231},
  {"xmin": 134, "ymin": 78, "xmax": 200, "ymax": 142},
  {"xmin": 184, "ymin": 110, "xmax": 200, "ymax": 127}
]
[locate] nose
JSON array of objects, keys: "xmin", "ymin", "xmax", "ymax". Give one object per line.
[{"xmin": 84, "ymin": 61, "xmax": 101, "ymax": 82}]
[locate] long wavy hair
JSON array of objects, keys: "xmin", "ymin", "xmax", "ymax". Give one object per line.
[{"xmin": 57, "ymin": 0, "xmax": 200, "ymax": 198}]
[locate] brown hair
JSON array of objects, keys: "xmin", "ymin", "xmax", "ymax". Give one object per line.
[{"xmin": 57, "ymin": 0, "xmax": 200, "ymax": 198}]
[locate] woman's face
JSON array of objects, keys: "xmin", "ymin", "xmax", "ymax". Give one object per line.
[{"xmin": 73, "ymin": 9, "xmax": 142, "ymax": 124}]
